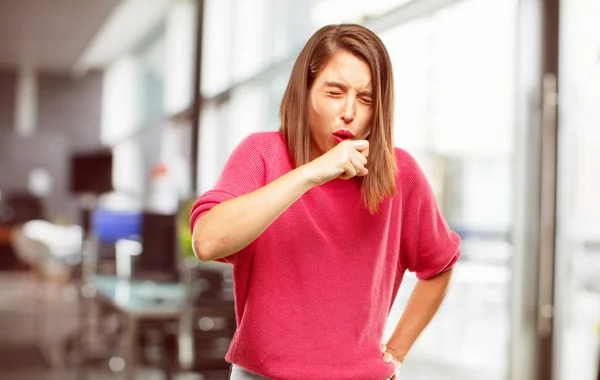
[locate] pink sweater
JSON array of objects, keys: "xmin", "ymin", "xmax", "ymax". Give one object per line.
[{"xmin": 190, "ymin": 132, "xmax": 460, "ymax": 380}]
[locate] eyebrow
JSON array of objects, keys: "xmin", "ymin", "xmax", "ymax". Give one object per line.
[{"xmin": 324, "ymin": 81, "xmax": 372, "ymax": 97}]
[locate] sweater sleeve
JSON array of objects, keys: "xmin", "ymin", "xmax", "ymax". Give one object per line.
[
  {"xmin": 398, "ymin": 150, "xmax": 460, "ymax": 280},
  {"xmin": 189, "ymin": 133, "xmax": 268, "ymax": 265}
]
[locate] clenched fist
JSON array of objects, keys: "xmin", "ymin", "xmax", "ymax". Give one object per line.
[{"xmin": 303, "ymin": 140, "xmax": 370, "ymax": 186}]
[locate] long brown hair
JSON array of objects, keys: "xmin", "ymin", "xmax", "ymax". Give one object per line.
[{"xmin": 279, "ymin": 24, "xmax": 397, "ymax": 214}]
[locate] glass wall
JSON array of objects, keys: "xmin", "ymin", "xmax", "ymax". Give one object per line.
[
  {"xmin": 555, "ymin": 0, "xmax": 600, "ymax": 378},
  {"xmin": 101, "ymin": 0, "xmax": 198, "ymax": 207},
  {"xmin": 378, "ymin": 1, "xmax": 515, "ymax": 379},
  {"xmin": 197, "ymin": 0, "xmax": 306, "ymax": 192}
]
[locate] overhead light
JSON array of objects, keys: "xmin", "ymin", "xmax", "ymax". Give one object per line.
[{"xmin": 15, "ymin": 66, "xmax": 38, "ymax": 138}]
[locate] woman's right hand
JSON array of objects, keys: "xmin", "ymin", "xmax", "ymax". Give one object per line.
[{"xmin": 303, "ymin": 140, "xmax": 370, "ymax": 186}]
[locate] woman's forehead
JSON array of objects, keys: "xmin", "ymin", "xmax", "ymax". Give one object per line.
[{"xmin": 316, "ymin": 52, "xmax": 372, "ymax": 90}]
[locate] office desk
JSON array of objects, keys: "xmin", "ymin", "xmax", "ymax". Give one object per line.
[{"xmin": 89, "ymin": 275, "xmax": 186, "ymax": 380}]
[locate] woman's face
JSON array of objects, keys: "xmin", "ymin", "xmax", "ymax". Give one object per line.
[{"xmin": 308, "ymin": 51, "xmax": 373, "ymax": 160}]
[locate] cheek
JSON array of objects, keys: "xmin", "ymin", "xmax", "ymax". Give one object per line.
[
  {"xmin": 312, "ymin": 96, "xmax": 343, "ymax": 123},
  {"xmin": 357, "ymin": 107, "xmax": 373, "ymax": 130}
]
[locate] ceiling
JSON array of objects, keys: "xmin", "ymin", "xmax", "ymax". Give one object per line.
[{"xmin": 0, "ymin": 0, "xmax": 120, "ymax": 70}]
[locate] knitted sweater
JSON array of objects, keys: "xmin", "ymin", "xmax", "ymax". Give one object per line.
[{"xmin": 190, "ymin": 131, "xmax": 460, "ymax": 380}]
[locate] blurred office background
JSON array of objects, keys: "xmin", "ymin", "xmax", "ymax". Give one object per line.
[{"xmin": 0, "ymin": 0, "xmax": 598, "ymax": 379}]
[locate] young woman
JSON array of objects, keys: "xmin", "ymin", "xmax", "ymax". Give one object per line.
[{"xmin": 191, "ymin": 23, "xmax": 460, "ymax": 380}]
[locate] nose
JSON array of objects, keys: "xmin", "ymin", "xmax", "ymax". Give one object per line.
[{"xmin": 341, "ymin": 96, "xmax": 355, "ymax": 124}]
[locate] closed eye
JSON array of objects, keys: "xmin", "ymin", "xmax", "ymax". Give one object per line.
[{"xmin": 327, "ymin": 91, "xmax": 343, "ymax": 96}]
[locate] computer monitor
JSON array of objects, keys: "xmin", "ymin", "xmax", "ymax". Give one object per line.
[
  {"xmin": 135, "ymin": 212, "xmax": 179, "ymax": 281},
  {"xmin": 69, "ymin": 151, "xmax": 113, "ymax": 195}
]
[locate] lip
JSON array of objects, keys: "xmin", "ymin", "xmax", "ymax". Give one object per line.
[
  {"xmin": 333, "ymin": 129, "xmax": 355, "ymax": 138},
  {"xmin": 333, "ymin": 134, "xmax": 349, "ymax": 144}
]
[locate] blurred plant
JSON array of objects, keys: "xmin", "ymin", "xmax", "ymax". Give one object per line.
[{"xmin": 177, "ymin": 199, "xmax": 195, "ymax": 259}]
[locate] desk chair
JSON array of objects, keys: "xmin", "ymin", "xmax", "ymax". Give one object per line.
[{"xmin": 11, "ymin": 220, "xmax": 83, "ymax": 368}]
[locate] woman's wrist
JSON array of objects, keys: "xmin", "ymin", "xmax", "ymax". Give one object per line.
[
  {"xmin": 296, "ymin": 162, "xmax": 320, "ymax": 188},
  {"xmin": 385, "ymin": 346, "xmax": 406, "ymax": 365},
  {"xmin": 381, "ymin": 344, "xmax": 406, "ymax": 366}
]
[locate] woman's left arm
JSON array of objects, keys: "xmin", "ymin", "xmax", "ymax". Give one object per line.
[
  {"xmin": 382, "ymin": 267, "xmax": 455, "ymax": 370},
  {"xmin": 384, "ymin": 150, "xmax": 460, "ymax": 377}
]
